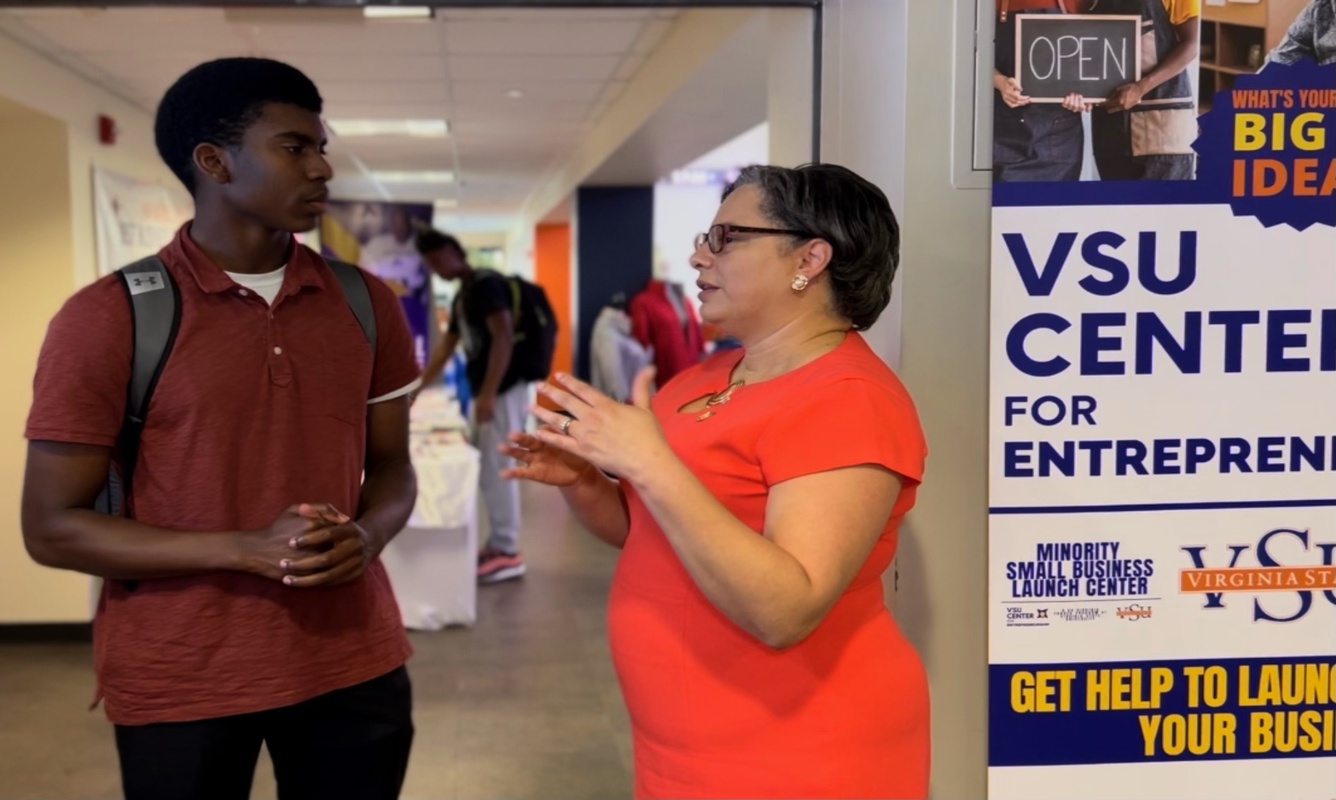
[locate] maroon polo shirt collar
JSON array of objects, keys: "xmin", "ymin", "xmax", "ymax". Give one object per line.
[{"xmin": 161, "ymin": 223, "xmax": 330, "ymax": 297}]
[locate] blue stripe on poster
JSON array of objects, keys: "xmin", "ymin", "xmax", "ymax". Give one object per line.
[
  {"xmin": 993, "ymin": 180, "xmax": 1216, "ymax": 208},
  {"xmin": 989, "ymin": 655, "xmax": 1336, "ymax": 767},
  {"xmin": 990, "ymin": 499, "xmax": 1336, "ymax": 515}
]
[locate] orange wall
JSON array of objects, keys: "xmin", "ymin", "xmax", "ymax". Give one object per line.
[{"xmin": 534, "ymin": 223, "xmax": 572, "ymax": 379}]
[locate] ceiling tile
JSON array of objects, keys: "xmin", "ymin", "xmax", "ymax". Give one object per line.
[
  {"xmin": 322, "ymin": 102, "xmax": 455, "ymax": 121},
  {"xmin": 446, "ymin": 55, "xmax": 620, "ymax": 83},
  {"xmin": 442, "ymin": 21, "xmax": 641, "ymax": 56},
  {"xmin": 450, "ymin": 97, "xmax": 592, "ymax": 120},
  {"xmin": 632, "ymin": 20, "xmax": 675, "ymax": 55},
  {"xmin": 614, "ymin": 54, "xmax": 645, "ymax": 82},
  {"xmin": 243, "ymin": 20, "xmax": 443, "ymax": 56},
  {"xmin": 322, "ymin": 81, "xmax": 450, "ymax": 106},
  {"xmin": 287, "ymin": 55, "xmax": 447, "ymax": 84},
  {"xmin": 0, "ymin": 6, "xmax": 728, "ymax": 229},
  {"xmin": 337, "ymin": 137, "xmax": 454, "ymax": 163},
  {"xmin": 1, "ymin": 8, "xmax": 243, "ymax": 54},
  {"xmin": 452, "ymin": 81, "xmax": 604, "ymax": 105}
]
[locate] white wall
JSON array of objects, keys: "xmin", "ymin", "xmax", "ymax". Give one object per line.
[
  {"xmin": 651, "ymin": 122, "xmax": 770, "ymax": 301},
  {"xmin": 651, "ymin": 182, "xmax": 719, "ymax": 299},
  {"xmin": 767, "ymin": 8, "xmax": 814, "ymax": 167},
  {"xmin": 820, "ymin": 0, "xmax": 912, "ymax": 373},
  {"xmin": 822, "ymin": 1, "xmax": 990, "ymax": 797},
  {"xmin": 686, "ymin": 122, "xmax": 769, "ymax": 172},
  {"xmin": 504, "ymin": 225, "xmax": 535, "ymax": 281}
]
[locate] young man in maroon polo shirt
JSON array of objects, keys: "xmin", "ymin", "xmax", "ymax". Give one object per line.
[{"xmin": 21, "ymin": 58, "xmax": 422, "ymax": 800}]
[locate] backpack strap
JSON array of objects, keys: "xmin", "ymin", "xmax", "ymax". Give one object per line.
[
  {"xmin": 99, "ymin": 256, "xmax": 180, "ymax": 520},
  {"xmin": 506, "ymin": 276, "xmax": 529, "ymax": 343},
  {"xmin": 327, "ymin": 259, "xmax": 377, "ymax": 351}
]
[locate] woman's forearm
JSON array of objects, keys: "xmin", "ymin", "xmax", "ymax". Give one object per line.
[
  {"xmin": 561, "ymin": 469, "xmax": 631, "ymax": 548},
  {"xmin": 629, "ymin": 456, "xmax": 822, "ymax": 648}
]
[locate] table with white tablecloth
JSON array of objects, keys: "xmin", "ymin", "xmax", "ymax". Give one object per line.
[{"xmin": 380, "ymin": 391, "xmax": 480, "ymax": 630}]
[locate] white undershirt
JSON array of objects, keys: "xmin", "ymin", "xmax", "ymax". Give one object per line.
[
  {"xmin": 225, "ymin": 265, "xmax": 421, "ymax": 404},
  {"xmin": 226, "ymin": 265, "xmax": 287, "ymax": 305}
]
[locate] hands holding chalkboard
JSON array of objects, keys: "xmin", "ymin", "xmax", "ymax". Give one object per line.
[
  {"xmin": 1060, "ymin": 94, "xmax": 1094, "ymax": 114},
  {"xmin": 996, "ymin": 69, "xmax": 1096, "ymax": 114}
]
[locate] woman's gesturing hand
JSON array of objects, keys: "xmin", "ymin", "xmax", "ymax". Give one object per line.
[
  {"xmin": 527, "ymin": 368, "xmax": 670, "ymax": 485},
  {"xmin": 500, "ymin": 428, "xmax": 596, "ymax": 488}
]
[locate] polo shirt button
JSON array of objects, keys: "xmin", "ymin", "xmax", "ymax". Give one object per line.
[
  {"xmin": 238, "ymin": 289, "xmax": 249, "ymax": 297},
  {"xmin": 273, "ymin": 347, "xmax": 283, "ymax": 355}
]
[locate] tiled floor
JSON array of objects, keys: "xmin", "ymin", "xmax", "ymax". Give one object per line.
[{"xmin": 0, "ymin": 483, "xmax": 634, "ymax": 799}]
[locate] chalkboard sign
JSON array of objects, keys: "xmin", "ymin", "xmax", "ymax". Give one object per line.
[{"xmin": 1014, "ymin": 14, "xmax": 1143, "ymax": 103}]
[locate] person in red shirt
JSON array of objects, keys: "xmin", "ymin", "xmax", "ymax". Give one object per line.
[
  {"xmin": 500, "ymin": 163, "xmax": 930, "ymax": 799},
  {"xmin": 628, "ymin": 277, "xmax": 704, "ymax": 383},
  {"xmin": 21, "ymin": 58, "xmax": 422, "ymax": 800}
]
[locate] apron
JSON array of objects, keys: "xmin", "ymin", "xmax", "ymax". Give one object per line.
[
  {"xmin": 1089, "ymin": 0, "xmax": 1198, "ymax": 179},
  {"xmin": 993, "ymin": 0, "xmax": 1085, "ymax": 182}
]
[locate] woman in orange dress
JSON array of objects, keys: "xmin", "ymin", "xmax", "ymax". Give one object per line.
[{"xmin": 502, "ymin": 163, "xmax": 930, "ymax": 799}]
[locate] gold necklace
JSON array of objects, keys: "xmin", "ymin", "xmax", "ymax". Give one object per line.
[{"xmin": 697, "ymin": 380, "xmax": 744, "ymax": 421}]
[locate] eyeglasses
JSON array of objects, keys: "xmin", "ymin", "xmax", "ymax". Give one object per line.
[{"xmin": 693, "ymin": 223, "xmax": 814, "ymax": 254}]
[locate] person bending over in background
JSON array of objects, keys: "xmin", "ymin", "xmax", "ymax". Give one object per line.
[{"xmin": 417, "ymin": 229, "xmax": 529, "ymax": 584}]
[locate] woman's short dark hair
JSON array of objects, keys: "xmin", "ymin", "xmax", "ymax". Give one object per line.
[
  {"xmin": 155, "ymin": 58, "xmax": 323, "ymax": 195},
  {"xmin": 415, "ymin": 228, "xmax": 465, "ymax": 258},
  {"xmin": 722, "ymin": 163, "xmax": 900, "ymax": 331}
]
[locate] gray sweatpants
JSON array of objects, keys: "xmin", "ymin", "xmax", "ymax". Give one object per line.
[{"xmin": 470, "ymin": 381, "xmax": 530, "ymax": 554}]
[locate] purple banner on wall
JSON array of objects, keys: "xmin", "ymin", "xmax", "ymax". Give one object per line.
[{"xmin": 321, "ymin": 201, "xmax": 435, "ymax": 367}]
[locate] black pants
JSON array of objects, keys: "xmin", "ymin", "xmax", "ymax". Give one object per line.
[
  {"xmin": 993, "ymin": 106, "xmax": 1085, "ymax": 183},
  {"xmin": 114, "ymin": 666, "xmax": 414, "ymax": 800}
]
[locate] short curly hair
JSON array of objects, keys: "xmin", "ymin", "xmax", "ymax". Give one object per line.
[
  {"xmin": 415, "ymin": 228, "xmax": 465, "ymax": 258},
  {"xmin": 155, "ymin": 58, "xmax": 323, "ymax": 194},
  {"xmin": 721, "ymin": 163, "xmax": 900, "ymax": 331}
]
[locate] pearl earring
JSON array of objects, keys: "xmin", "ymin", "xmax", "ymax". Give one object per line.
[{"xmin": 791, "ymin": 275, "xmax": 809, "ymax": 291}]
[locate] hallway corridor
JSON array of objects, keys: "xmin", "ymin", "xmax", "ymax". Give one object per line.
[{"xmin": 0, "ymin": 483, "xmax": 634, "ymax": 799}]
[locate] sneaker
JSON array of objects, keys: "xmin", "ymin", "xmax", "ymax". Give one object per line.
[{"xmin": 477, "ymin": 548, "xmax": 526, "ymax": 584}]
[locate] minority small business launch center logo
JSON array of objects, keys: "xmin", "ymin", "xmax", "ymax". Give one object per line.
[{"xmin": 1007, "ymin": 541, "xmax": 1154, "ymax": 598}]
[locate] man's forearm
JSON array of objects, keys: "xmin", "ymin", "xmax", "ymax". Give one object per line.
[
  {"xmin": 23, "ymin": 510, "xmax": 245, "ymax": 581},
  {"xmin": 1139, "ymin": 24, "xmax": 1199, "ymax": 95},
  {"xmin": 357, "ymin": 458, "xmax": 418, "ymax": 552},
  {"xmin": 479, "ymin": 336, "xmax": 514, "ymax": 398},
  {"xmin": 421, "ymin": 339, "xmax": 457, "ymax": 391}
]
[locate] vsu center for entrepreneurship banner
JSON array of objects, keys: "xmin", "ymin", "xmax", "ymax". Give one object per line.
[{"xmin": 986, "ymin": 9, "xmax": 1336, "ymax": 799}]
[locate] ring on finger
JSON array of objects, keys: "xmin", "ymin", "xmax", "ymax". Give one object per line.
[{"xmin": 560, "ymin": 416, "xmax": 574, "ymax": 435}]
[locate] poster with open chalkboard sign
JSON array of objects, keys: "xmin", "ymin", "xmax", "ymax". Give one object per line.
[{"xmin": 1014, "ymin": 14, "xmax": 1143, "ymax": 103}]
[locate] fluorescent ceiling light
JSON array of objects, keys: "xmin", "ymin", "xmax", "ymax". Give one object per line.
[
  {"xmin": 364, "ymin": 6, "xmax": 432, "ymax": 19},
  {"xmin": 434, "ymin": 199, "xmax": 460, "ymax": 210},
  {"xmin": 372, "ymin": 170, "xmax": 456, "ymax": 184},
  {"xmin": 328, "ymin": 119, "xmax": 448, "ymax": 138}
]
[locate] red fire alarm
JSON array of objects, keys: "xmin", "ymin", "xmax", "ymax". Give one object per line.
[{"xmin": 98, "ymin": 114, "xmax": 117, "ymax": 145}]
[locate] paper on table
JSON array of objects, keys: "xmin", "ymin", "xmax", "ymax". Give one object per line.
[
  {"xmin": 409, "ymin": 386, "xmax": 468, "ymax": 434},
  {"xmin": 407, "ymin": 440, "xmax": 479, "ymax": 529}
]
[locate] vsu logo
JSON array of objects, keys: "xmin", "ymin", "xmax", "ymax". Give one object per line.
[{"xmin": 1180, "ymin": 528, "xmax": 1336, "ymax": 623}]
